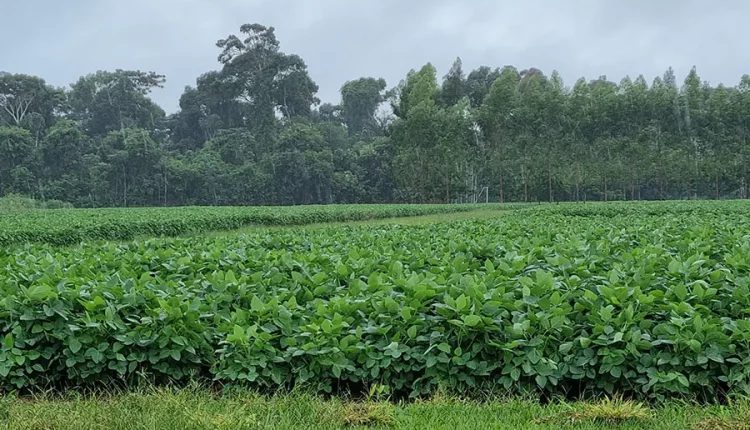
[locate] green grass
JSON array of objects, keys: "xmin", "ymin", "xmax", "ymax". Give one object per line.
[{"xmin": 1, "ymin": 389, "xmax": 748, "ymax": 429}]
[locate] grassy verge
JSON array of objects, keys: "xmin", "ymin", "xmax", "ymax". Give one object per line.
[{"xmin": 1, "ymin": 390, "xmax": 747, "ymax": 430}]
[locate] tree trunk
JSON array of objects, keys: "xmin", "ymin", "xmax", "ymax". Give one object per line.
[
  {"xmin": 445, "ymin": 171, "xmax": 450, "ymax": 204},
  {"xmin": 715, "ymin": 172, "xmax": 719, "ymax": 200},
  {"xmin": 575, "ymin": 162, "xmax": 580, "ymax": 202},
  {"xmin": 548, "ymin": 161, "xmax": 553, "ymax": 203},
  {"xmin": 37, "ymin": 179, "xmax": 45, "ymax": 201},
  {"xmin": 657, "ymin": 129, "xmax": 663, "ymax": 200},
  {"xmin": 659, "ymin": 172, "xmax": 664, "ymax": 200},
  {"xmin": 164, "ymin": 173, "xmax": 168, "ymax": 206},
  {"xmin": 122, "ymin": 166, "xmax": 128, "ymax": 207},
  {"xmin": 603, "ymin": 173, "xmax": 607, "ymax": 202},
  {"xmin": 499, "ymin": 165, "xmax": 504, "ymax": 203},
  {"xmin": 419, "ymin": 152, "xmax": 425, "ymax": 203},
  {"xmin": 745, "ymin": 160, "xmax": 748, "ymax": 199},
  {"xmin": 522, "ymin": 164, "xmax": 528, "ymax": 202}
]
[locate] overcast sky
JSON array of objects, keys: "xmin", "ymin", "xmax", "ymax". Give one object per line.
[{"xmin": 2, "ymin": 0, "xmax": 748, "ymax": 112}]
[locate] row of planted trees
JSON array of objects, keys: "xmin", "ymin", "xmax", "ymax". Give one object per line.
[
  {"xmin": 394, "ymin": 60, "xmax": 750, "ymax": 204},
  {"xmin": 2, "ymin": 23, "xmax": 750, "ymax": 207}
]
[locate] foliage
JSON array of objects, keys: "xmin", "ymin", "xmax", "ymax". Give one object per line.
[
  {"xmin": 0, "ymin": 203, "xmax": 500, "ymax": 246},
  {"xmin": 4, "ymin": 201, "xmax": 750, "ymax": 400}
]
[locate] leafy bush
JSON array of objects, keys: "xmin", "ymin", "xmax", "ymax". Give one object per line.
[{"xmin": 3, "ymin": 201, "xmax": 750, "ymax": 400}]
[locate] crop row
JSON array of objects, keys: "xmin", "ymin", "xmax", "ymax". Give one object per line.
[
  {"xmin": 0, "ymin": 203, "xmax": 509, "ymax": 247},
  {"xmin": 2, "ymin": 202, "xmax": 750, "ymax": 399}
]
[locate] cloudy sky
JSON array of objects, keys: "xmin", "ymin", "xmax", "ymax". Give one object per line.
[{"xmin": 2, "ymin": 0, "xmax": 748, "ymax": 112}]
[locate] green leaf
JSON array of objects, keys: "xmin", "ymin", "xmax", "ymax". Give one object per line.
[
  {"xmin": 677, "ymin": 373, "xmax": 689, "ymax": 387},
  {"xmin": 336, "ymin": 264, "xmax": 350, "ymax": 277},
  {"xmin": 69, "ymin": 338, "xmax": 82, "ymax": 354},
  {"xmin": 291, "ymin": 271, "xmax": 305, "ymax": 284},
  {"xmin": 25, "ymin": 285, "xmax": 53, "ymax": 301},
  {"xmin": 535, "ymin": 375, "xmax": 547, "ymax": 388},
  {"xmin": 437, "ymin": 343, "xmax": 451, "ymax": 354},
  {"xmin": 668, "ymin": 260, "xmax": 682, "ymax": 275},
  {"xmin": 463, "ymin": 315, "xmax": 482, "ymax": 327},
  {"xmin": 400, "ymin": 307, "xmax": 412, "ymax": 320},
  {"xmin": 455, "ymin": 295, "xmax": 468, "ymax": 310},
  {"xmin": 510, "ymin": 367, "xmax": 521, "ymax": 381},
  {"xmin": 407, "ymin": 326, "xmax": 418, "ymax": 339},
  {"xmin": 251, "ymin": 295, "xmax": 264, "ymax": 312},
  {"xmin": 286, "ymin": 296, "xmax": 298, "ymax": 309},
  {"xmin": 384, "ymin": 297, "xmax": 399, "ymax": 313},
  {"xmin": 673, "ymin": 283, "xmax": 688, "ymax": 301},
  {"xmin": 485, "ymin": 259, "xmax": 495, "ymax": 273},
  {"xmin": 536, "ymin": 270, "xmax": 554, "ymax": 289},
  {"xmin": 3, "ymin": 333, "xmax": 13, "ymax": 350}
]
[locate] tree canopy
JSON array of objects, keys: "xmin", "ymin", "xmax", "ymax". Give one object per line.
[{"xmin": 4, "ymin": 22, "xmax": 750, "ymax": 207}]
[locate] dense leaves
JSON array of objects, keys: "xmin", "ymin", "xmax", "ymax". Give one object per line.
[{"xmin": 3, "ymin": 201, "xmax": 750, "ymax": 400}]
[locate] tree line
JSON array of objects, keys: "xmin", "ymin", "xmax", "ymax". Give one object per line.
[{"xmin": 2, "ymin": 23, "xmax": 750, "ymax": 207}]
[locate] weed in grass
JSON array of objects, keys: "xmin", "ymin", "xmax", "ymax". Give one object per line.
[
  {"xmin": 577, "ymin": 395, "xmax": 651, "ymax": 422},
  {"xmin": 186, "ymin": 404, "xmax": 258, "ymax": 430},
  {"xmin": 537, "ymin": 395, "xmax": 650, "ymax": 425},
  {"xmin": 693, "ymin": 416, "xmax": 750, "ymax": 430},
  {"xmin": 0, "ymin": 397, "xmax": 10, "ymax": 421},
  {"xmin": 341, "ymin": 402, "xmax": 397, "ymax": 427}
]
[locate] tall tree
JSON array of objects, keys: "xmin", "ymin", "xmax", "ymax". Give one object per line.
[
  {"xmin": 466, "ymin": 66, "xmax": 501, "ymax": 108},
  {"xmin": 481, "ymin": 66, "xmax": 519, "ymax": 202},
  {"xmin": 340, "ymin": 77, "xmax": 387, "ymax": 136},
  {"xmin": 214, "ymin": 24, "xmax": 319, "ymax": 130},
  {"xmin": 0, "ymin": 74, "xmax": 64, "ymax": 127},
  {"xmin": 440, "ymin": 58, "xmax": 466, "ymax": 107},
  {"xmin": 68, "ymin": 70, "xmax": 166, "ymax": 136},
  {"xmin": 0, "ymin": 127, "xmax": 35, "ymax": 195}
]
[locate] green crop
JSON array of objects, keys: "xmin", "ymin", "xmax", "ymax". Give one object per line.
[
  {"xmin": 3, "ymin": 201, "xmax": 750, "ymax": 400},
  {"xmin": 0, "ymin": 203, "xmax": 510, "ymax": 247}
]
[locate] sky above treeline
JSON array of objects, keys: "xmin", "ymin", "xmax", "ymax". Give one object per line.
[{"xmin": 2, "ymin": 0, "xmax": 748, "ymax": 112}]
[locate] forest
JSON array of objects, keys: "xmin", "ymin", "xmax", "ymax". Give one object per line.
[{"xmin": 2, "ymin": 23, "xmax": 750, "ymax": 207}]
